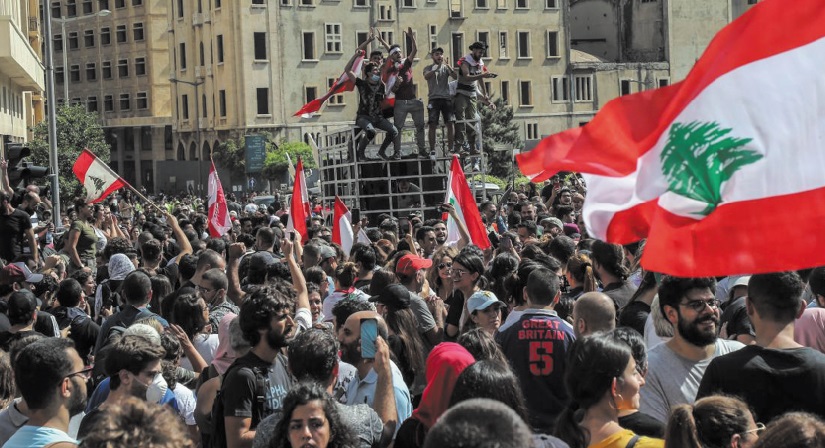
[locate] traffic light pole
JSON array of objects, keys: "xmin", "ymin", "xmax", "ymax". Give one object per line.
[{"xmin": 43, "ymin": 2, "xmax": 61, "ymax": 230}]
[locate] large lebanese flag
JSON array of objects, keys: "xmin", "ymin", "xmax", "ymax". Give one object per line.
[
  {"xmin": 207, "ymin": 162, "xmax": 231, "ymax": 237},
  {"xmin": 332, "ymin": 196, "xmax": 354, "ymax": 255},
  {"xmin": 72, "ymin": 149, "xmax": 126, "ymax": 203},
  {"xmin": 294, "ymin": 55, "xmax": 364, "ymax": 117},
  {"xmin": 445, "ymin": 156, "xmax": 491, "ymax": 250},
  {"xmin": 517, "ymin": 0, "xmax": 825, "ymax": 277},
  {"xmin": 286, "ymin": 158, "xmax": 310, "ymax": 242}
]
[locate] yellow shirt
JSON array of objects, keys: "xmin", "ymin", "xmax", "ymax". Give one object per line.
[{"xmin": 589, "ymin": 429, "xmax": 664, "ymax": 448}]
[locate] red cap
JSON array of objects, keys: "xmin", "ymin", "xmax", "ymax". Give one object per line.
[{"xmin": 396, "ymin": 254, "xmax": 433, "ymax": 277}]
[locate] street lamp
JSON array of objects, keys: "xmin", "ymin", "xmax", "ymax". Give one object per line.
[
  {"xmin": 169, "ymin": 77, "xmax": 205, "ymax": 193},
  {"xmin": 53, "ymin": 9, "xmax": 111, "ymax": 102}
]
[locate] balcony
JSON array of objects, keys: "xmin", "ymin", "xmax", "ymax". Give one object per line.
[{"xmin": 0, "ymin": 17, "xmax": 44, "ymax": 90}]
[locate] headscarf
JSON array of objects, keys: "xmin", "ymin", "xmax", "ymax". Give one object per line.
[
  {"xmin": 411, "ymin": 342, "xmax": 475, "ymax": 429},
  {"xmin": 794, "ymin": 308, "xmax": 825, "ymax": 353},
  {"xmin": 211, "ymin": 313, "xmax": 240, "ymax": 375},
  {"xmin": 108, "ymin": 253, "xmax": 135, "ymax": 281}
]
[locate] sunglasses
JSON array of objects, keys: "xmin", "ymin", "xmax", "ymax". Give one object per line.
[{"xmin": 438, "ymin": 262, "xmax": 453, "ymax": 270}]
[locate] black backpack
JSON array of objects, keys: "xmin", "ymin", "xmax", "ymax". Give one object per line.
[{"xmin": 209, "ymin": 359, "xmax": 269, "ymax": 448}]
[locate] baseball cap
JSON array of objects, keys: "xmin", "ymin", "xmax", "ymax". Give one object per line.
[
  {"xmin": 369, "ymin": 284, "xmax": 411, "ymax": 311},
  {"xmin": 467, "ymin": 291, "xmax": 505, "ymax": 314},
  {"xmin": 249, "ymin": 251, "xmax": 278, "ymax": 268},
  {"xmin": 319, "ymin": 245, "xmax": 337, "ymax": 260},
  {"xmin": 732, "ymin": 276, "xmax": 752, "ymax": 288},
  {"xmin": 395, "ymin": 254, "xmax": 433, "ymax": 277},
  {"xmin": 0, "ymin": 263, "xmax": 43, "ymax": 286},
  {"xmin": 7, "ymin": 290, "xmax": 38, "ymax": 322}
]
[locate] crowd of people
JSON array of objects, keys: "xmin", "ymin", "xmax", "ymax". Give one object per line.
[{"xmin": 1, "ymin": 167, "xmax": 825, "ymax": 448}]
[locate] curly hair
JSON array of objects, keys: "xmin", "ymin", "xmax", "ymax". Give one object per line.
[
  {"xmin": 79, "ymin": 397, "xmax": 190, "ymax": 448},
  {"xmin": 270, "ymin": 382, "xmax": 357, "ymax": 448}
]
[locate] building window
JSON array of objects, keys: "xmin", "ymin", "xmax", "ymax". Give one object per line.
[
  {"xmin": 379, "ymin": 3, "xmax": 393, "ymax": 20},
  {"xmin": 517, "ymin": 31, "xmax": 530, "ymax": 58},
  {"xmin": 551, "ymin": 75, "xmax": 569, "ymax": 102},
  {"xmin": 215, "ymin": 0, "xmax": 221, "ymax": 7},
  {"xmin": 516, "ymin": 0, "xmax": 527, "ymax": 8},
  {"xmin": 546, "ymin": 31, "xmax": 559, "ymax": 57},
  {"xmin": 99, "ymin": 0, "xmax": 109, "ymax": 9},
  {"xmin": 67, "ymin": 0, "xmax": 78, "ymax": 17},
  {"xmin": 52, "ymin": 2, "xmax": 61, "ymax": 18},
  {"xmin": 499, "ymin": 31, "xmax": 508, "ymax": 59},
  {"xmin": 642, "ymin": 0, "xmax": 656, "ymax": 3},
  {"xmin": 526, "ymin": 122, "xmax": 539, "ymax": 140},
  {"xmin": 135, "ymin": 57, "xmax": 146, "ymax": 75},
  {"xmin": 180, "ymin": 43, "xmax": 187, "ymax": 69},
  {"xmin": 381, "ymin": 31, "xmax": 394, "ymax": 46},
  {"xmin": 281, "ymin": 0, "xmax": 291, "ymax": 6},
  {"xmin": 519, "ymin": 80, "xmax": 532, "ymax": 106},
  {"xmin": 216, "ymin": 36, "xmax": 224, "ymax": 63},
  {"xmin": 104, "ymin": 95, "xmax": 114, "ymax": 111},
  {"xmin": 449, "ymin": 0, "xmax": 462, "ymax": 18},
  {"xmin": 356, "ymin": 31, "xmax": 369, "ymax": 48},
  {"xmin": 115, "ymin": 0, "xmax": 125, "ymax": 7},
  {"xmin": 658, "ymin": 78, "xmax": 670, "ymax": 87},
  {"xmin": 136, "ymin": 92, "xmax": 148, "ymax": 109},
  {"xmin": 119, "ymin": 93, "xmax": 130, "ymax": 110},
  {"xmin": 83, "ymin": 1, "xmax": 94, "ymax": 17},
  {"xmin": 428, "ymin": 25, "xmax": 438, "ymax": 51},
  {"xmin": 475, "ymin": 0, "xmax": 487, "ymax": 8},
  {"xmin": 325, "ymin": 24, "xmax": 342, "ymax": 53},
  {"xmin": 116, "ymin": 25, "xmax": 127, "ymax": 43},
  {"xmin": 252, "ymin": 0, "xmax": 265, "ymax": 3},
  {"xmin": 254, "ymin": 32, "xmax": 267, "ymax": 60},
  {"xmin": 477, "ymin": 31, "xmax": 489, "ymax": 50},
  {"xmin": 55, "ymin": 67, "xmax": 64, "ymax": 84},
  {"xmin": 451, "ymin": 32, "xmax": 463, "ymax": 65},
  {"xmin": 86, "ymin": 63, "xmax": 97, "ymax": 81},
  {"xmin": 500, "ymin": 80, "xmax": 509, "ymax": 104},
  {"xmin": 202, "ymin": 94, "xmax": 207, "ymax": 117},
  {"xmin": 133, "ymin": 0, "xmax": 143, "ymax": 5},
  {"xmin": 305, "ymin": 86, "xmax": 318, "ymax": 103},
  {"xmin": 302, "ymin": 32, "xmax": 316, "ymax": 60},
  {"xmin": 181, "ymin": 94, "xmax": 189, "ymax": 119},
  {"xmin": 496, "ymin": 0, "xmax": 506, "ymax": 7},
  {"xmin": 68, "ymin": 32, "xmax": 79, "ymax": 50},
  {"xmin": 256, "ymin": 88, "xmax": 270, "ymax": 115},
  {"xmin": 402, "ymin": 0, "xmax": 414, "ymax": 7},
  {"xmin": 101, "ymin": 27, "xmax": 110, "ymax": 45},
  {"xmin": 354, "ymin": 0, "xmax": 368, "ymax": 6},
  {"xmin": 54, "ymin": 34, "xmax": 63, "ymax": 52},
  {"xmin": 574, "ymin": 75, "xmax": 593, "ymax": 102},
  {"xmin": 177, "ymin": 0, "xmax": 184, "ymax": 17},
  {"xmin": 133, "ymin": 23, "xmax": 144, "ymax": 41},
  {"xmin": 327, "ymin": 78, "xmax": 344, "ymax": 104},
  {"xmin": 87, "ymin": 96, "xmax": 98, "ymax": 112},
  {"xmin": 219, "ymin": 90, "xmax": 226, "ymax": 117},
  {"xmin": 620, "ymin": 79, "xmax": 632, "ymax": 95},
  {"xmin": 118, "ymin": 59, "xmax": 129, "ymax": 77},
  {"xmin": 102, "ymin": 61, "xmax": 112, "ymax": 79},
  {"xmin": 300, "ymin": 0, "xmax": 313, "ymax": 6},
  {"xmin": 84, "ymin": 30, "xmax": 95, "ymax": 47},
  {"xmin": 405, "ymin": 30, "xmax": 417, "ymax": 56},
  {"xmin": 545, "ymin": 0, "xmax": 556, "ymax": 7}
]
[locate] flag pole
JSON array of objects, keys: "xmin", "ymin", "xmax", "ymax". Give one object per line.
[{"xmin": 84, "ymin": 150, "xmax": 166, "ymax": 214}]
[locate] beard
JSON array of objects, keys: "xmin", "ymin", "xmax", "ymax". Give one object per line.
[
  {"xmin": 130, "ymin": 378, "xmax": 149, "ymax": 401},
  {"xmin": 266, "ymin": 324, "xmax": 292, "ymax": 349},
  {"xmin": 678, "ymin": 311, "xmax": 719, "ymax": 347},
  {"xmin": 339, "ymin": 339, "xmax": 361, "ymax": 364},
  {"xmin": 436, "ymin": 235, "xmax": 446, "ymax": 245},
  {"xmin": 67, "ymin": 379, "xmax": 88, "ymax": 416}
]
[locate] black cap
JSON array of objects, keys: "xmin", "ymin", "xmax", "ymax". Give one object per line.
[
  {"xmin": 7, "ymin": 290, "xmax": 38, "ymax": 324},
  {"xmin": 369, "ymin": 284, "xmax": 411, "ymax": 312},
  {"xmin": 433, "ymin": 47, "xmax": 444, "ymax": 54},
  {"xmin": 469, "ymin": 41, "xmax": 487, "ymax": 50}
]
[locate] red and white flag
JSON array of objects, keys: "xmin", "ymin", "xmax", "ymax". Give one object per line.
[
  {"xmin": 332, "ymin": 196, "xmax": 354, "ymax": 255},
  {"xmin": 286, "ymin": 158, "xmax": 310, "ymax": 242},
  {"xmin": 207, "ymin": 162, "xmax": 231, "ymax": 237},
  {"xmin": 517, "ymin": 0, "xmax": 825, "ymax": 276},
  {"xmin": 294, "ymin": 55, "xmax": 365, "ymax": 118},
  {"xmin": 445, "ymin": 156, "xmax": 491, "ymax": 250},
  {"xmin": 72, "ymin": 149, "xmax": 126, "ymax": 203}
]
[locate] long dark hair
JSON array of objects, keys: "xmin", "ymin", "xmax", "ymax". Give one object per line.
[
  {"xmin": 449, "ymin": 360, "xmax": 529, "ymax": 422},
  {"xmin": 555, "ymin": 333, "xmax": 633, "ymax": 448},
  {"xmin": 170, "ymin": 293, "xmax": 208, "ymax": 341},
  {"xmin": 271, "ymin": 382, "xmax": 356, "ymax": 448},
  {"xmin": 487, "ymin": 253, "xmax": 519, "ymax": 304},
  {"xmin": 385, "ymin": 308, "xmax": 427, "ymax": 374},
  {"xmin": 452, "ymin": 251, "xmax": 488, "ymax": 289}
]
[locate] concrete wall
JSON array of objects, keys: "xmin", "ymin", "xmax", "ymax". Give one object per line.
[
  {"xmin": 664, "ymin": 0, "xmax": 731, "ymax": 82},
  {"xmin": 570, "ymin": 0, "xmax": 619, "ymax": 61}
]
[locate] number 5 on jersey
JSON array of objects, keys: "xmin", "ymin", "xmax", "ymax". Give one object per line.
[{"xmin": 529, "ymin": 341, "xmax": 554, "ymax": 376}]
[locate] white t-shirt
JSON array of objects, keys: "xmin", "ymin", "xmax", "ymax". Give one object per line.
[
  {"xmin": 172, "ymin": 384, "xmax": 197, "ymax": 426},
  {"xmin": 180, "ymin": 333, "xmax": 220, "ymax": 371}
]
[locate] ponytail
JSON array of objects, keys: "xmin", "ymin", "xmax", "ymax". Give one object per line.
[
  {"xmin": 567, "ymin": 254, "xmax": 596, "ymax": 293},
  {"xmin": 554, "ymin": 403, "xmax": 589, "ymax": 448},
  {"xmin": 664, "ymin": 404, "xmax": 702, "ymax": 448},
  {"xmin": 582, "ymin": 264, "xmax": 596, "ymax": 293}
]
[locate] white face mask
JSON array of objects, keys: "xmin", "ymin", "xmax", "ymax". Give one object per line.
[{"xmin": 147, "ymin": 373, "xmax": 168, "ymax": 403}]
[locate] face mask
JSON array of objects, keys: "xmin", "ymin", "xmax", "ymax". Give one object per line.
[
  {"xmin": 132, "ymin": 372, "xmax": 167, "ymax": 403},
  {"xmin": 371, "ymin": 74, "xmax": 380, "ymax": 82}
]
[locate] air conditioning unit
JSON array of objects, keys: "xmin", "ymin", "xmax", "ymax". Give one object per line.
[
  {"xmin": 192, "ymin": 13, "xmax": 203, "ymax": 26},
  {"xmin": 195, "ymin": 66, "xmax": 204, "ymax": 78}
]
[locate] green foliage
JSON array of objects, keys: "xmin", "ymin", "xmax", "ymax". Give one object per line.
[
  {"xmin": 480, "ymin": 97, "xmax": 523, "ymax": 180},
  {"xmin": 28, "ymin": 104, "xmax": 109, "ymax": 195},
  {"xmin": 262, "ymin": 140, "xmax": 317, "ymax": 180},
  {"xmin": 661, "ymin": 121, "xmax": 760, "ymax": 216},
  {"xmin": 469, "ymin": 174, "xmax": 506, "ymax": 190},
  {"xmin": 213, "ymin": 135, "xmax": 248, "ymax": 179}
]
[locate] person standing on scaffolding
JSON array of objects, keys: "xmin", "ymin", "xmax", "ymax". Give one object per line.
[
  {"xmin": 454, "ymin": 42, "xmax": 497, "ymax": 156},
  {"xmin": 384, "ymin": 28, "xmax": 428, "ymax": 160},
  {"xmin": 345, "ymin": 32, "xmax": 400, "ymax": 161},
  {"xmin": 423, "ymin": 47, "xmax": 458, "ymax": 159}
]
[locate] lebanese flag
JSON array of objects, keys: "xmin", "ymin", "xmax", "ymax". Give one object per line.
[
  {"xmin": 332, "ymin": 196, "xmax": 354, "ymax": 255},
  {"xmin": 294, "ymin": 55, "xmax": 365, "ymax": 118},
  {"xmin": 286, "ymin": 158, "xmax": 310, "ymax": 242},
  {"xmin": 207, "ymin": 162, "xmax": 231, "ymax": 237},
  {"xmin": 72, "ymin": 149, "xmax": 126, "ymax": 203},
  {"xmin": 516, "ymin": 0, "xmax": 825, "ymax": 277},
  {"xmin": 445, "ymin": 156, "xmax": 491, "ymax": 250}
]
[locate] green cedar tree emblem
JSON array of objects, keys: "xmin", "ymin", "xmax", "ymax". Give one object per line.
[{"xmin": 660, "ymin": 121, "xmax": 762, "ymax": 217}]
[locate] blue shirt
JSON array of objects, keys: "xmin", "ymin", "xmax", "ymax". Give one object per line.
[
  {"xmin": 3, "ymin": 425, "xmax": 77, "ymax": 448},
  {"xmin": 345, "ymin": 360, "xmax": 412, "ymax": 435},
  {"xmin": 85, "ymin": 376, "xmax": 179, "ymax": 414}
]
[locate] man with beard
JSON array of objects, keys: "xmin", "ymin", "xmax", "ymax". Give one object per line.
[
  {"xmin": 639, "ymin": 276, "xmax": 744, "ymax": 423},
  {"xmin": 338, "ymin": 311, "xmax": 412, "ymax": 434},
  {"xmin": 221, "ymin": 237, "xmax": 312, "ymax": 448},
  {"xmin": 4, "ymin": 338, "xmax": 88, "ymax": 447},
  {"xmin": 77, "ymin": 334, "xmax": 166, "ymax": 440}
]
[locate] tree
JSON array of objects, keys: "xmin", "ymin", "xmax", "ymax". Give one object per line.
[
  {"xmin": 212, "ymin": 134, "xmax": 248, "ymax": 179},
  {"xmin": 28, "ymin": 104, "xmax": 109, "ymax": 196},
  {"xmin": 262, "ymin": 140, "xmax": 317, "ymax": 183},
  {"xmin": 480, "ymin": 97, "xmax": 523, "ymax": 181}
]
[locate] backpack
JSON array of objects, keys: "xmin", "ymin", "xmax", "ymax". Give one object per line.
[{"xmin": 209, "ymin": 358, "xmax": 269, "ymax": 448}]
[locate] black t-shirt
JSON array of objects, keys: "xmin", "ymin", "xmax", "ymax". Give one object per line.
[
  {"xmin": 391, "ymin": 59, "xmax": 416, "ymax": 100},
  {"xmin": 619, "ymin": 411, "xmax": 666, "ymax": 438},
  {"xmin": 0, "ymin": 209, "xmax": 32, "ymax": 262},
  {"xmin": 0, "ymin": 330, "xmax": 41, "ymax": 352},
  {"xmin": 603, "ymin": 280, "xmax": 637, "ymax": 310},
  {"xmin": 221, "ymin": 352, "xmax": 276, "ymax": 431},
  {"xmin": 697, "ymin": 345, "xmax": 825, "ymax": 423},
  {"xmin": 355, "ymin": 78, "xmax": 386, "ymax": 118},
  {"xmin": 77, "ymin": 407, "xmax": 103, "ymax": 440},
  {"xmin": 720, "ymin": 296, "xmax": 754, "ymax": 340},
  {"xmin": 618, "ymin": 300, "xmax": 651, "ymax": 337}
]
